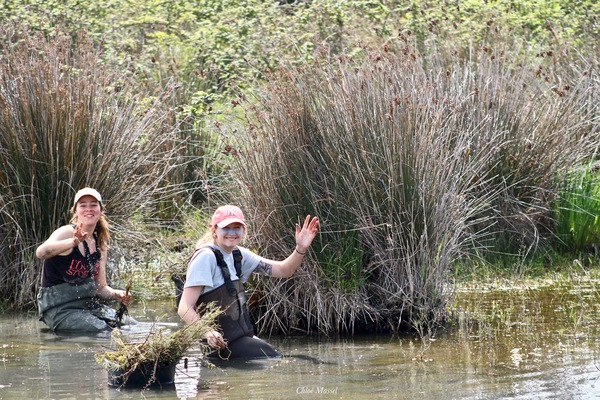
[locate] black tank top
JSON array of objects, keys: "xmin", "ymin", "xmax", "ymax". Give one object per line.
[{"xmin": 41, "ymin": 245, "xmax": 100, "ymax": 287}]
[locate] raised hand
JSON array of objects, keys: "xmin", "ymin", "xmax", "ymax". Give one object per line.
[
  {"xmin": 73, "ymin": 223, "xmax": 89, "ymax": 243},
  {"xmin": 295, "ymin": 215, "xmax": 319, "ymax": 253}
]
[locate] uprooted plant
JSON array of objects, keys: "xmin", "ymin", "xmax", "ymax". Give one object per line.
[{"xmin": 95, "ymin": 303, "xmax": 221, "ymax": 387}]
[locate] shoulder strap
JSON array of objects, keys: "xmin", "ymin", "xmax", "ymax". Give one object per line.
[
  {"xmin": 211, "ymin": 247, "xmax": 244, "ymax": 297},
  {"xmin": 187, "ymin": 246, "xmax": 244, "ymax": 296},
  {"xmin": 232, "ymin": 249, "xmax": 243, "ymax": 278}
]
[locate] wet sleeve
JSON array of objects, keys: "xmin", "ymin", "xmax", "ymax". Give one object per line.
[{"xmin": 184, "ymin": 250, "xmax": 217, "ymax": 289}]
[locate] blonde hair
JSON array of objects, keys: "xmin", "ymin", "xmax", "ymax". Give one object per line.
[{"xmin": 195, "ymin": 230, "xmax": 215, "ymax": 249}]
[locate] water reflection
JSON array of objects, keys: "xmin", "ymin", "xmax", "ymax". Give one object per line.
[{"xmin": 1, "ymin": 281, "xmax": 600, "ymax": 399}]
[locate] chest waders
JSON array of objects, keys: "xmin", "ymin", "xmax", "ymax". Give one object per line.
[
  {"xmin": 37, "ymin": 237, "xmax": 116, "ymax": 332},
  {"xmin": 195, "ymin": 248, "xmax": 254, "ymax": 343},
  {"xmin": 37, "ymin": 236, "xmax": 136, "ymax": 332}
]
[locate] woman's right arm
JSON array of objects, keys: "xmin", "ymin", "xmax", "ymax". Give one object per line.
[
  {"xmin": 178, "ymin": 285, "xmax": 226, "ymax": 348},
  {"xmin": 177, "ymin": 286, "xmax": 204, "ymax": 324},
  {"xmin": 35, "ymin": 225, "xmax": 79, "ymax": 259}
]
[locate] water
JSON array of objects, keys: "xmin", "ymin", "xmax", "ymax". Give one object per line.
[{"xmin": 2, "ymin": 279, "xmax": 600, "ymax": 399}]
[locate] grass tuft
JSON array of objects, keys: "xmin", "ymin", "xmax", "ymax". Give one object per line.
[{"xmin": 0, "ymin": 25, "xmax": 185, "ymax": 308}]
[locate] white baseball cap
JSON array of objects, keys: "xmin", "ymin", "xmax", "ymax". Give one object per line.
[{"xmin": 74, "ymin": 187, "xmax": 103, "ymax": 206}]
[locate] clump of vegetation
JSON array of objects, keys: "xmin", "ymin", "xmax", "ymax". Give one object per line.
[
  {"xmin": 224, "ymin": 28, "xmax": 598, "ymax": 338},
  {"xmin": 554, "ymin": 155, "xmax": 600, "ymax": 254},
  {"xmin": 95, "ymin": 303, "xmax": 221, "ymax": 387}
]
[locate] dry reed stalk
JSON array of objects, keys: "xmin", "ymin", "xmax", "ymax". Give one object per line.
[{"xmin": 0, "ymin": 26, "xmax": 184, "ymax": 308}]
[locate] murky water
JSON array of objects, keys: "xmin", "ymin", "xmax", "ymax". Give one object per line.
[{"xmin": 2, "ymin": 278, "xmax": 600, "ymax": 399}]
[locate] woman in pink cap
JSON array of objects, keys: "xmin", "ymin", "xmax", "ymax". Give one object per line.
[
  {"xmin": 177, "ymin": 205, "xmax": 319, "ymax": 359},
  {"xmin": 36, "ymin": 188, "xmax": 132, "ymax": 332}
]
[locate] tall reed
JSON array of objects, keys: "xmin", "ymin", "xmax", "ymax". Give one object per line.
[
  {"xmin": 0, "ymin": 26, "xmax": 184, "ymax": 308},
  {"xmin": 227, "ymin": 36, "xmax": 598, "ymax": 335}
]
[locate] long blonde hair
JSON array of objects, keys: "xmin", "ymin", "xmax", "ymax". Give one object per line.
[{"xmin": 195, "ymin": 230, "xmax": 214, "ymax": 249}]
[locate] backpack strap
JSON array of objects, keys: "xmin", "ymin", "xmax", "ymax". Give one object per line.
[
  {"xmin": 232, "ymin": 249, "xmax": 242, "ymax": 278},
  {"xmin": 211, "ymin": 247, "xmax": 243, "ymax": 297}
]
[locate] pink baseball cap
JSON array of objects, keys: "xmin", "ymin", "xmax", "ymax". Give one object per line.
[
  {"xmin": 74, "ymin": 187, "xmax": 103, "ymax": 206},
  {"xmin": 210, "ymin": 205, "xmax": 246, "ymax": 228}
]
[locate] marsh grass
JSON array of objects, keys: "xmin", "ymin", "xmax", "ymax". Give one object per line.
[
  {"xmin": 0, "ymin": 26, "xmax": 185, "ymax": 308},
  {"xmin": 554, "ymin": 155, "xmax": 600, "ymax": 254},
  {"xmin": 225, "ymin": 32, "xmax": 598, "ymax": 337},
  {"xmin": 230, "ymin": 45, "xmax": 502, "ymax": 336}
]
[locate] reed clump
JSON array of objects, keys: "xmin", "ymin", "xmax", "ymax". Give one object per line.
[
  {"xmin": 95, "ymin": 303, "xmax": 221, "ymax": 386},
  {"xmin": 0, "ymin": 25, "xmax": 185, "ymax": 308},
  {"xmin": 226, "ymin": 32, "xmax": 598, "ymax": 337}
]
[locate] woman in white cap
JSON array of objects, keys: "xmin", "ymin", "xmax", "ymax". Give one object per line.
[
  {"xmin": 36, "ymin": 187, "xmax": 132, "ymax": 332},
  {"xmin": 177, "ymin": 205, "xmax": 319, "ymax": 359}
]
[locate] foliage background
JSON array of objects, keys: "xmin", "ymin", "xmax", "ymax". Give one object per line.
[{"xmin": 0, "ymin": 1, "xmax": 598, "ymax": 337}]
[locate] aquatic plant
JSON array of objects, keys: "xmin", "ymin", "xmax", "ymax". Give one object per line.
[
  {"xmin": 554, "ymin": 155, "xmax": 600, "ymax": 254},
  {"xmin": 95, "ymin": 303, "xmax": 221, "ymax": 387}
]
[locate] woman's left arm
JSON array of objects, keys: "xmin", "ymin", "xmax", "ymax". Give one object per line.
[
  {"xmin": 259, "ymin": 215, "xmax": 319, "ymax": 278},
  {"xmin": 95, "ymin": 249, "xmax": 131, "ymax": 305}
]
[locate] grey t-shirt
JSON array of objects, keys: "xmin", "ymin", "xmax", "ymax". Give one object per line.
[{"xmin": 184, "ymin": 245, "xmax": 263, "ymax": 294}]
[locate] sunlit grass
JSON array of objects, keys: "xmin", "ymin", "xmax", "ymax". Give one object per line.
[{"xmin": 554, "ymin": 157, "xmax": 600, "ymax": 253}]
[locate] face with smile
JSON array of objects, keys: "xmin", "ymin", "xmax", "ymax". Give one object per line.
[
  {"xmin": 214, "ymin": 223, "xmax": 245, "ymax": 252},
  {"xmin": 75, "ymin": 195, "xmax": 102, "ymax": 226}
]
